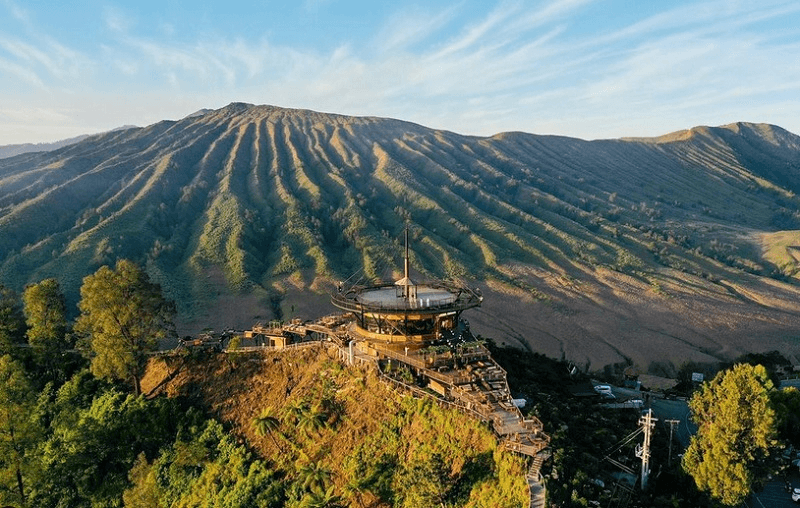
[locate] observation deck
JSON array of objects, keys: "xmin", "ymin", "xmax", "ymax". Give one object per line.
[{"xmin": 330, "ymin": 230, "xmax": 482, "ymax": 349}]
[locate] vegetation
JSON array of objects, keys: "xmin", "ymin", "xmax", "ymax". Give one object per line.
[
  {"xmin": 2, "ymin": 267, "xmax": 800, "ymax": 507},
  {"xmin": 3, "ymin": 106, "xmax": 800, "ymax": 505},
  {"xmin": 124, "ymin": 419, "xmax": 284, "ymax": 508},
  {"xmin": 0, "ymin": 285, "xmax": 25, "ymax": 354},
  {"xmin": 75, "ymin": 259, "xmax": 176, "ymax": 394},
  {"xmin": 23, "ymin": 279, "xmax": 69, "ymax": 383},
  {"xmin": 682, "ymin": 364, "xmax": 776, "ymax": 506},
  {"xmin": 770, "ymin": 386, "xmax": 800, "ymax": 448},
  {"xmin": 0, "ymin": 275, "xmax": 534, "ymax": 507},
  {"xmin": 0, "ymin": 354, "xmax": 37, "ymax": 506}
]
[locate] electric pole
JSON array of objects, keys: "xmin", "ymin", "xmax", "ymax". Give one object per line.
[
  {"xmin": 637, "ymin": 409, "xmax": 657, "ymax": 490},
  {"xmin": 664, "ymin": 419, "xmax": 680, "ymax": 466}
]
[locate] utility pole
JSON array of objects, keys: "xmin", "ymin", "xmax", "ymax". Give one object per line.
[
  {"xmin": 664, "ymin": 419, "xmax": 680, "ymax": 466},
  {"xmin": 637, "ymin": 409, "xmax": 657, "ymax": 490}
]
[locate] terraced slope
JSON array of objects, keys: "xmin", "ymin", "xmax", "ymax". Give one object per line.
[{"xmin": 2, "ymin": 103, "xmax": 800, "ymax": 372}]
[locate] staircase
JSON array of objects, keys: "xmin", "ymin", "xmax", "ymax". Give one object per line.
[{"xmin": 527, "ymin": 451, "xmax": 550, "ymax": 508}]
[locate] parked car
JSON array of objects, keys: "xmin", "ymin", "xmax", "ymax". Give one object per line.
[{"xmin": 627, "ymin": 398, "xmax": 644, "ymax": 408}]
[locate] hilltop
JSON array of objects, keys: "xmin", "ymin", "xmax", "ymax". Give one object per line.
[
  {"xmin": 141, "ymin": 346, "xmax": 529, "ymax": 507},
  {"xmin": 1, "ymin": 103, "xmax": 800, "ymax": 373}
]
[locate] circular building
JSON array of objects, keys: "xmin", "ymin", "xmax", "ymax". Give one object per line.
[{"xmin": 330, "ymin": 232, "xmax": 482, "ymax": 353}]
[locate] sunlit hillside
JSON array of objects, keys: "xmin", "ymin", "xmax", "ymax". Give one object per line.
[{"xmin": 2, "ymin": 103, "xmax": 800, "ymax": 372}]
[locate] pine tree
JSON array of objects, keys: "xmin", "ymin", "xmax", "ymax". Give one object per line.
[
  {"xmin": 75, "ymin": 260, "xmax": 175, "ymax": 394},
  {"xmin": 0, "ymin": 355, "xmax": 39, "ymax": 506},
  {"xmin": 0, "ymin": 286, "xmax": 25, "ymax": 354},
  {"xmin": 23, "ymin": 278, "xmax": 69, "ymax": 381}
]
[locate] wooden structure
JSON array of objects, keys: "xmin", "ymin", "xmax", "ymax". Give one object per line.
[
  {"xmin": 243, "ymin": 315, "xmax": 350, "ymax": 348},
  {"xmin": 210, "ymin": 231, "xmax": 550, "ymax": 462},
  {"xmin": 330, "ymin": 229, "xmax": 549, "ymax": 458},
  {"xmin": 330, "ymin": 229, "xmax": 482, "ymax": 352}
]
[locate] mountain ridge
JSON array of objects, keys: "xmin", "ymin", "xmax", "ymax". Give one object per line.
[{"xmin": 2, "ymin": 103, "xmax": 800, "ymax": 373}]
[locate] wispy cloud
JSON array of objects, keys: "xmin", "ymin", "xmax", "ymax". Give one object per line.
[
  {"xmin": 0, "ymin": 0, "xmax": 91, "ymax": 91},
  {"xmin": 2, "ymin": 0, "xmax": 28, "ymax": 23},
  {"xmin": 103, "ymin": 5, "xmax": 136, "ymax": 33},
  {"xmin": 378, "ymin": 4, "xmax": 460, "ymax": 54},
  {"xmin": 0, "ymin": 54, "xmax": 45, "ymax": 88},
  {"xmin": 1, "ymin": 0, "xmax": 800, "ymax": 143}
]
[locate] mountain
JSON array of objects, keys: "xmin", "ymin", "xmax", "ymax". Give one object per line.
[
  {"xmin": 0, "ymin": 135, "xmax": 90, "ymax": 159},
  {"xmin": 2, "ymin": 103, "xmax": 800, "ymax": 373},
  {"xmin": 0, "ymin": 125, "xmax": 138, "ymax": 159}
]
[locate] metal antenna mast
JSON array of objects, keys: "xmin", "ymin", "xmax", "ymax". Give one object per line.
[{"xmin": 404, "ymin": 226, "xmax": 410, "ymax": 282}]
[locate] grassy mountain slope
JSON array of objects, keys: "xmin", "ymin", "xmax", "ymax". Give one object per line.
[
  {"xmin": 141, "ymin": 347, "xmax": 529, "ymax": 507},
  {"xmin": 2, "ymin": 103, "xmax": 800, "ymax": 373}
]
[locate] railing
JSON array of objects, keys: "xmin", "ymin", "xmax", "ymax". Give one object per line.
[
  {"xmin": 330, "ymin": 281, "xmax": 482, "ymax": 314},
  {"xmin": 225, "ymin": 339, "xmax": 324, "ymax": 353},
  {"xmin": 503, "ymin": 439, "xmax": 549, "ymax": 457},
  {"xmin": 377, "ymin": 343, "xmax": 489, "ymax": 368},
  {"xmin": 376, "ymin": 366, "xmax": 491, "ymax": 424}
]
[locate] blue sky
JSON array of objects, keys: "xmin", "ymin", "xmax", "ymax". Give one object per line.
[{"xmin": 1, "ymin": 0, "xmax": 799, "ymax": 144}]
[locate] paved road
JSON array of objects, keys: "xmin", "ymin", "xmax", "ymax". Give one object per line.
[
  {"xmin": 603, "ymin": 384, "xmax": 695, "ymax": 448},
  {"xmin": 743, "ymin": 474, "xmax": 800, "ymax": 508}
]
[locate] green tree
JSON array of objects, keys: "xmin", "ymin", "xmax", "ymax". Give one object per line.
[
  {"xmin": 682, "ymin": 363, "xmax": 776, "ymax": 506},
  {"xmin": 394, "ymin": 452, "xmax": 454, "ymax": 508},
  {"xmin": 252, "ymin": 407, "xmax": 285, "ymax": 452},
  {"xmin": 75, "ymin": 260, "xmax": 175, "ymax": 394},
  {"xmin": 299, "ymin": 485, "xmax": 344, "ymax": 508},
  {"xmin": 23, "ymin": 278, "xmax": 70, "ymax": 381},
  {"xmin": 23, "ymin": 278, "xmax": 68, "ymax": 349},
  {"xmin": 123, "ymin": 453, "xmax": 163, "ymax": 508},
  {"xmin": 126, "ymin": 419, "xmax": 284, "ymax": 508},
  {"xmin": 0, "ymin": 355, "xmax": 39, "ymax": 506},
  {"xmin": 29, "ymin": 386, "xmax": 184, "ymax": 507},
  {"xmin": 298, "ymin": 461, "xmax": 332, "ymax": 492},
  {"xmin": 297, "ymin": 405, "xmax": 328, "ymax": 438},
  {"xmin": 770, "ymin": 386, "xmax": 800, "ymax": 447},
  {"xmin": 282, "ymin": 398, "xmax": 309, "ymax": 426},
  {"xmin": 0, "ymin": 285, "xmax": 25, "ymax": 354}
]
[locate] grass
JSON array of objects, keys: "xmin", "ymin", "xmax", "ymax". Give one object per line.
[
  {"xmin": 760, "ymin": 230, "xmax": 800, "ymax": 278},
  {"xmin": 142, "ymin": 348, "xmax": 530, "ymax": 507}
]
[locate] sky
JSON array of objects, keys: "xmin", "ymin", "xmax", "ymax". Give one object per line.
[{"xmin": 1, "ymin": 0, "xmax": 799, "ymax": 144}]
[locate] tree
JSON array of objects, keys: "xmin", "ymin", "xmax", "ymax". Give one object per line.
[
  {"xmin": 123, "ymin": 453, "xmax": 163, "ymax": 508},
  {"xmin": 126, "ymin": 419, "xmax": 284, "ymax": 508},
  {"xmin": 23, "ymin": 278, "xmax": 69, "ymax": 381},
  {"xmin": 297, "ymin": 405, "xmax": 328, "ymax": 437},
  {"xmin": 29, "ymin": 387, "xmax": 184, "ymax": 508},
  {"xmin": 394, "ymin": 452, "xmax": 454, "ymax": 508},
  {"xmin": 298, "ymin": 461, "xmax": 333, "ymax": 492},
  {"xmin": 252, "ymin": 407, "xmax": 285, "ymax": 452},
  {"xmin": 23, "ymin": 278, "xmax": 68, "ymax": 349},
  {"xmin": 0, "ymin": 355, "xmax": 39, "ymax": 506},
  {"xmin": 770, "ymin": 386, "xmax": 800, "ymax": 447},
  {"xmin": 75, "ymin": 260, "xmax": 175, "ymax": 394},
  {"xmin": 0, "ymin": 285, "xmax": 25, "ymax": 354},
  {"xmin": 282, "ymin": 398, "xmax": 309, "ymax": 425},
  {"xmin": 299, "ymin": 485, "xmax": 344, "ymax": 508},
  {"xmin": 682, "ymin": 363, "xmax": 776, "ymax": 506}
]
